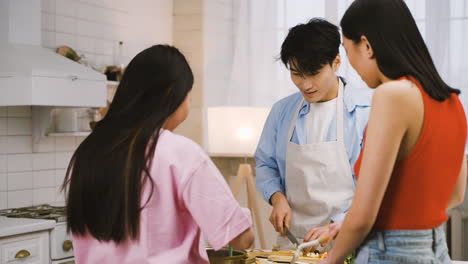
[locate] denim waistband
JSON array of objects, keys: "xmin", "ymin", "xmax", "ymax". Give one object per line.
[{"xmin": 363, "ymin": 225, "xmax": 445, "ymax": 251}]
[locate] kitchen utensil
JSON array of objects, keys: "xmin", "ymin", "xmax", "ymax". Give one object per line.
[
  {"xmin": 284, "ymin": 227, "xmax": 300, "ymax": 248},
  {"xmin": 55, "ymin": 108, "xmax": 78, "ymax": 132},
  {"xmin": 269, "ymin": 254, "xmax": 323, "ymax": 263},
  {"xmin": 291, "ymin": 234, "xmax": 329, "ymax": 264},
  {"xmin": 206, "ymin": 247, "xmax": 248, "ymax": 264}
]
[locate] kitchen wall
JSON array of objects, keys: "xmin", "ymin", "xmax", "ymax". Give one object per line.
[
  {"xmin": 1, "ymin": 0, "xmax": 277, "ymax": 249},
  {"xmin": 212, "ymin": 157, "xmax": 276, "ymax": 249},
  {"xmin": 0, "ymin": 0, "xmax": 173, "ymax": 210},
  {"xmin": 41, "ymin": 0, "xmax": 172, "ymax": 70},
  {"xmin": 173, "ymin": 1, "xmax": 277, "ymax": 249},
  {"xmin": 172, "ymin": 0, "xmax": 205, "ymax": 145},
  {"xmin": 172, "ymin": 0, "xmax": 234, "ymax": 147}
]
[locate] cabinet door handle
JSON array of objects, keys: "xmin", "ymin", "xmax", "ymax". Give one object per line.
[
  {"xmin": 15, "ymin": 249, "xmax": 31, "ymax": 259},
  {"xmin": 63, "ymin": 240, "xmax": 73, "ymax": 251}
]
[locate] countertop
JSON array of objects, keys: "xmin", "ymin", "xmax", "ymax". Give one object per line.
[{"xmin": 0, "ymin": 216, "xmax": 56, "ymax": 238}]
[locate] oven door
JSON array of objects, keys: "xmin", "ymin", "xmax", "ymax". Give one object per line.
[{"xmin": 51, "ymin": 257, "xmax": 75, "ymax": 264}]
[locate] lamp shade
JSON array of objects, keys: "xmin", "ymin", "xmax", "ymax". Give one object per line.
[{"xmin": 207, "ymin": 107, "xmax": 270, "ymax": 157}]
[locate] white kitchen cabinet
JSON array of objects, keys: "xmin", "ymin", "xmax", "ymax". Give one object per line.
[
  {"xmin": 0, "ymin": 230, "xmax": 49, "ymax": 264},
  {"xmin": 50, "ymin": 223, "xmax": 73, "ymax": 260}
]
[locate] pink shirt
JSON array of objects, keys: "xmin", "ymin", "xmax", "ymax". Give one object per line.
[{"xmin": 72, "ymin": 130, "xmax": 252, "ymax": 264}]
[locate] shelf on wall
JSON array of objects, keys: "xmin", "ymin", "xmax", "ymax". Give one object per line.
[
  {"xmin": 106, "ymin": 81, "xmax": 119, "ymax": 86},
  {"xmin": 47, "ymin": 132, "xmax": 91, "ymax": 137}
]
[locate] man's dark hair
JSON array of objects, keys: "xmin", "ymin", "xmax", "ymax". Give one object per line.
[{"xmin": 280, "ymin": 18, "xmax": 340, "ymax": 76}]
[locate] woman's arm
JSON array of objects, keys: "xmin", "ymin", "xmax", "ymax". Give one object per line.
[
  {"xmin": 229, "ymin": 227, "xmax": 255, "ymax": 249},
  {"xmin": 447, "ymin": 155, "xmax": 467, "ymax": 210},
  {"xmin": 325, "ymin": 82, "xmax": 413, "ymax": 264}
]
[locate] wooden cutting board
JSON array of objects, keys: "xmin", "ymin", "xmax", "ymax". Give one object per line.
[
  {"xmin": 247, "ymin": 250, "xmax": 295, "ymax": 258},
  {"xmin": 267, "ymin": 255, "xmax": 322, "ymax": 263}
]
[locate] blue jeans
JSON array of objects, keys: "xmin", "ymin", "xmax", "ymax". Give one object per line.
[{"xmin": 355, "ymin": 224, "xmax": 451, "ymax": 264}]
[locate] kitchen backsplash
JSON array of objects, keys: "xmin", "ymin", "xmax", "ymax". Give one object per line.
[
  {"xmin": 0, "ymin": 0, "xmax": 173, "ymax": 210},
  {"xmin": 40, "ymin": 0, "xmax": 172, "ymax": 75},
  {"xmin": 0, "ymin": 106, "xmax": 77, "ymax": 209},
  {"xmin": 0, "ymin": 105, "xmax": 260, "ymax": 211}
]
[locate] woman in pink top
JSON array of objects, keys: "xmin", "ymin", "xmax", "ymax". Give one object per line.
[{"xmin": 62, "ymin": 45, "xmax": 254, "ymax": 264}]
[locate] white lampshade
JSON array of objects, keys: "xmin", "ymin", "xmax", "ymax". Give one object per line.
[{"xmin": 207, "ymin": 107, "xmax": 270, "ymax": 157}]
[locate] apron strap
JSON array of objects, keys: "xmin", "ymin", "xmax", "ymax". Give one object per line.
[{"xmin": 336, "ymin": 79, "xmax": 345, "ymax": 143}]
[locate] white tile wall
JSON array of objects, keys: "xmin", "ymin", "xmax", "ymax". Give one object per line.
[
  {"xmin": 7, "ymin": 190, "xmax": 33, "ymax": 208},
  {"xmin": 33, "ymin": 170, "xmax": 56, "ymax": 188},
  {"xmin": 8, "ymin": 172, "xmax": 33, "ymax": 191},
  {"xmin": 0, "ymin": 137, "xmax": 6, "ymax": 154},
  {"xmin": 0, "ymin": 155, "xmax": 6, "ymax": 174},
  {"xmin": 0, "ymin": 118, "xmax": 6, "ymax": 135},
  {"xmin": 55, "ymin": 15, "xmax": 77, "ymax": 34},
  {"xmin": 0, "ymin": 173, "xmax": 6, "ymax": 192},
  {"xmin": 33, "ymin": 137, "xmax": 55, "ymax": 153},
  {"xmin": 54, "ymin": 137, "xmax": 75, "ymax": 152},
  {"xmin": 55, "ymin": 186, "xmax": 66, "ymax": 203},
  {"xmin": 33, "ymin": 187, "xmax": 56, "ymax": 205},
  {"xmin": 41, "ymin": 31, "xmax": 56, "ymax": 48},
  {"xmin": 33, "ymin": 153, "xmax": 55, "ymax": 171},
  {"xmin": 55, "ymin": 32, "xmax": 77, "ymax": 48},
  {"xmin": 55, "ymin": 0, "xmax": 77, "ymax": 17},
  {"xmin": 0, "ymin": 192, "xmax": 6, "ymax": 209},
  {"xmin": 55, "ymin": 170, "xmax": 67, "ymax": 188},
  {"xmin": 7, "ymin": 154, "xmax": 33, "ymax": 173},
  {"xmin": 55, "ymin": 152, "xmax": 73, "ymax": 170},
  {"xmin": 7, "ymin": 136, "xmax": 33, "ymax": 154},
  {"xmin": 42, "ymin": 0, "xmax": 172, "ymax": 70},
  {"xmin": 7, "ymin": 118, "xmax": 32, "ymax": 136},
  {"xmin": 7, "ymin": 106, "xmax": 31, "ymax": 117},
  {"xmin": 0, "ymin": 0, "xmax": 173, "ymax": 209}
]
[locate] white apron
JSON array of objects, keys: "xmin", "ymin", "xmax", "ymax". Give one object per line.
[{"xmin": 277, "ymin": 80, "xmax": 355, "ymax": 249}]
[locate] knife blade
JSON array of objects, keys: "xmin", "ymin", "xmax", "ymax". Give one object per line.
[{"xmin": 284, "ymin": 228, "xmax": 300, "ymax": 248}]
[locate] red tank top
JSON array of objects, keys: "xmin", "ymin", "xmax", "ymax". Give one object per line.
[{"xmin": 354, "ymin": 76, "xmax": 467, "ymax": 230}]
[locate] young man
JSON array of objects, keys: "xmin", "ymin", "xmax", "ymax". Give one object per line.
[{"xmin": 255, "ymin": 18, "xmax": 371, "ymax": 249}]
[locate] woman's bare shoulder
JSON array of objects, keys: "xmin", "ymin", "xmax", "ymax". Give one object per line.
[{"xmin": 373, "ymin": 79, "xmax": 421, "ymax": 106}]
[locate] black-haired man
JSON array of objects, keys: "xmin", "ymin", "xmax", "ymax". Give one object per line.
[{"xmin": 255, "ymin": 18, "xmax": 371, "ymax": 249}]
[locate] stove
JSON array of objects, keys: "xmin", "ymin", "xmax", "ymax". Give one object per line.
[
  {"xmin": 0, "ymin": 204, "xmax": 66, "ymax": 222},
  {"xmin": 0, "ymin": 204, "xmax": 74, "ymax": 264}
]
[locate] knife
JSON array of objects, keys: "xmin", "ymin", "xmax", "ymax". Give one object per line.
[{"xmin": 284, "ymin": 227, "xmax": 300, "ymax": 248}]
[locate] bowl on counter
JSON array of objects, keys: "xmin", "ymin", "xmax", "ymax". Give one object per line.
[{"xmin": 206, "ymin": 248, "xmax": 255, "ymax": 264}]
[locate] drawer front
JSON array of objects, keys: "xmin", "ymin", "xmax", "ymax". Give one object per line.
[
  {"xmin": 0, "ymin": 231, "xmax": 49, "ymax": 264},
  {"xmin": 51, "ymin": 257, "xmax": 75, "ymax": 264},
  {"xmin": 50, "ymin": 223, "xmax": 74, "ymax": 259}
]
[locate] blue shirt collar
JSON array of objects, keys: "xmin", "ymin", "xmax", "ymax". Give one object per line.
[{"xmin": 298, "ymin": 77, "xmax": 371, "ymax": 117}]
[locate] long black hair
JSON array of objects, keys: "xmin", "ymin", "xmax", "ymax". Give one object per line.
[
  {"xmin": 341, "ymin": 0, "xmax": 459, "ymax": 101},
  {"xmin": 63, "ymin": 45, "xmax": 193, "ymax": 243}
]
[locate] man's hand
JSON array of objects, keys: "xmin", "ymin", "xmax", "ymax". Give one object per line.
[{"xmin": 269, "ymin": 192, "xmax": 291, "ymax": 236}]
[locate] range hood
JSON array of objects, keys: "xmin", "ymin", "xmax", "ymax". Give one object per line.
[{"xmin": 0, "ymin": 0, "xmax": 106, "ymax": 107}]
